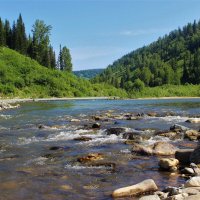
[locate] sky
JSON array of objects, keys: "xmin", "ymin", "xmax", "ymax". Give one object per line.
[{"xmin": 1, "ymin": 0, "xmax": 200, "ymax": 70}]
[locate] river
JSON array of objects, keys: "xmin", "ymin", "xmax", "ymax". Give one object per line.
[{"xmin": 0, "ymin": 98, "xmax": 200, "ymax": 200}]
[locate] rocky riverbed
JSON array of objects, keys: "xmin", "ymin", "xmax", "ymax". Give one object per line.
[{"xmin": 0, "ymin": 99, "xmax": 200, "ymax": 200}]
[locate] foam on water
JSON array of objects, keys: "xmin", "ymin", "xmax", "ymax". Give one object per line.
[
  {"xmin": 65, "ymin": 163, "xmax": 112, "ymax": 170},
  {"xmin": 0, "ymin": 114, "xmax": 12, "ymax": 119}
]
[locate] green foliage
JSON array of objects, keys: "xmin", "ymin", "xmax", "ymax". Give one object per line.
[
  {"xmin": 0, "ymin": 47, "xmax": 127, "ymax": 98},
  {"xmin": 94, "ymin": 20, "xmax": 200, "ymax": 89}
]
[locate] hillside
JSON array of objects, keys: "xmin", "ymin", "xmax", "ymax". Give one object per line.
[
  {"xmin": 0, "ymin": 47, "xmax": 127, "ymax": 98},
  {"xmin": 93, "ymin": 20, "xmax": 200, "ymax": 93},
  {"xmin": 74, "ymin": 69, "xmax": 104, "ymax": 79}
]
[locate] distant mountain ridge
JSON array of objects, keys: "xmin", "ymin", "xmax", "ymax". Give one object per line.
[
  {"xmin": 93, "ymin": 20, "xmax": 200, "ymax": 91},
  {"xmin": 74, "ymin": 68, "xmax": 104, "ymax": 79}
]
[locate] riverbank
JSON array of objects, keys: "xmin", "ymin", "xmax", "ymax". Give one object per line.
[{"xmin": 0, "ymin": 96, "xmax": 200, "ymax": 104}]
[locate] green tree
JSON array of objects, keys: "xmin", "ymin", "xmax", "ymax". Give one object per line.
[
  {"xmin": 0, "ymin": 18, "xmax": 5, "ymax": 46},
  {"xmin": 31, "ymin": 20, "xmax": 52, "ymax": 67},
  {"xmin": 58, "ymin": 45, "xmax": 72, "ymax": 72}
]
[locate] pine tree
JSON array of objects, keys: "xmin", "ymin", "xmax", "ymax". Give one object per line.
[
  {"xmin": 4, "ymin": 19, "xmax": 12, "ymax": 48},
  {"xmin": 15, "ymin": 14, "xmax": 27, "ymax": 54},
  {"xmin": 0, "ymin": 18, "xmax": 5, "ymax": 46}
]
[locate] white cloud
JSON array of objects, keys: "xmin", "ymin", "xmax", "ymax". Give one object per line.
[{"xmin": 119, "ymin": 28, "xmax": 170, "ymax": 36}]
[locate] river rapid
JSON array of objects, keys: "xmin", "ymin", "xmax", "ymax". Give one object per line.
[{"xmin": 0, "ymin": 98, "xmax": 200, "ymax": 200}]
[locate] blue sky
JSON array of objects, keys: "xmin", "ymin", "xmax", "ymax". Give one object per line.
[{"xmin": 1, "ymin": 0, "xmax": 200, "ymax": 70}]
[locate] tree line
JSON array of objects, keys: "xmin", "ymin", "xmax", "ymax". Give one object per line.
[
  {"xmin": 93, "ymin": 20, "xmax": 200, "ymax": 91},
  {"xmin": 0, "ymin": 14, "xmax": 72, "ymax": 72}
]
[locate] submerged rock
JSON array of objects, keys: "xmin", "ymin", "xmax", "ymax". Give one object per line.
[
  {"xmin": 106, "ymin": 127, "xmax": 126, "ymax": 136},
  {"xmin": 0, "ymin": 102, "xmax": 20, "ymax": 111},
  {"xmin": 77, "ymin": 153, "xmax": 104, "ymax": 163},
  {"xmin": 112, "ymin": 179, "xmax": 158, "ymax": 198},
  {"xmin": 74, "ymin": 136, "xmax": 92, "ymax": 141},
  {"xmin": 132, "ymin": 142, "xmax": 177, "ymax": 156},
  {"xmin": 49, "ymin": 146, "xmax": 64, "ymax": 151}
]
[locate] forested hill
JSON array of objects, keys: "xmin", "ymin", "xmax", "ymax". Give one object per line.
[
  {"xmin": 74, "ymin": 69, "xmax": 104, "ymax": 79},
  {"xmin": 0, "ymin": 47, "xmax": 127, "ymax": 98},
  {"xmin": 93, "ymin": 20, "xmax": 200, "ymax": 91}
]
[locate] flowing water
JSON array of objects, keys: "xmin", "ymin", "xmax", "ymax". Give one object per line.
[{"xmin": 0, "ymin": 98, "xmax": 200, "ymax": 200}]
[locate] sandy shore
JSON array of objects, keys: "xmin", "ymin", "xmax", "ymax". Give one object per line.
[{"xmin": 0, "ymin": 96, "xmax": 200, "ymax": 104}]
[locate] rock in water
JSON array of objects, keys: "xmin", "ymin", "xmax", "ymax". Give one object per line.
[
  {"xmin": 132, "ymin": 142, "xmax": 177, "ymax": 156},
  {"xmin": 106, "ymin": 127, "xmax": 126, "ymax": 135},
  {"xmin": 175, "ymin": 149, "xmax": 194, "ymax": 165},
  {"xmin": 112, "ymin": 179, "xmax": 158, "ymax": 198},
  {"xmin": 186, "ymin": 118, "xmax": 200, "ymax": 123},
  {"xmin": 77, "ymin": 153, "xmax": 103, "ymax": 163},
  {"xmin": 185, "ymin": 177, "xmax": 200, "ymax": 187},
  {"xmin": 159, "ymin": 158, "xmax": 179, "ymax": 171},
  {"xmin": 185, "ymin": 130, "xmax": 200, "ymax": 140},
  {"xmin": 139, "ymin": 194, "xmax": 160, "ymax": 200},
  {"xmin": 190, "ymin": 145, "xmax": 200, "ymax": 165}
]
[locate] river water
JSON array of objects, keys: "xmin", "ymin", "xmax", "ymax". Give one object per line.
[{"xmin": 0, "ymin": 98, "xmax": 200, "ymax": 200}]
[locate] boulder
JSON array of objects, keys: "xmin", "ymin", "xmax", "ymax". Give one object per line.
[
  {"xmin": 106, "ymin": 127, "xmax": 126, "ymax": 136},
  {"xmin": 132, "ymin": 142, "xmax": 177, "ymax": 156},
  {"xmin": 70, "ymin": 119, "xmax": 80, "ymax": 122},
  {"xmin": 185, "ymin": 177, "xmax": 200, "ymax": 187},
  {"xmin": 159, "ymin": 158, "xmax": 179, "ymax": 171},
  {"xmin": 190, "ymin": 146, "xmax": 200, "ymax": 165},
  {"xmin": 123, "ymin": 132, "xmax": 151, "ymax": 141},
  {"xmin": 77, "ymin": 153, "xmax": 103, "ymax": 163},
  {"xmin": 139, "ymin": 194, "xmax": 160, "ymax": 200},
  {"xmin": 112, "ymin": 179, "xmax": 158, "ymax": 198},
  {"xmin": 181, "ymin": 188, "xmax": 200, "ymax": 195},
  {"xmin": 175, "ymin": 149, "xmax": 194, "ymax": 165},
  {"xmin": 185, "ymin": 130, "xmax": 200, "ymax": 140},
  {"xmin": 186, "ymin": 118, "xmax": 200, "ymax": 124},
  {"xmin": 183, "ymin": 194, "xmax": 200, "ymax": 200}
]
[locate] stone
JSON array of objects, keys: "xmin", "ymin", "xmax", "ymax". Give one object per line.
[
  {"xmin": 175, "ymin": 149, "xmax": 194, "ymax": 165},
  {"xmin": 139, "ymin": 194, "xmax": 160, "ymax": 200},
  {"xmin": 74, "ymin": 136, "xmax": 92, "ymax": 141},
  {"xmin": 190, "ymin": 146, "xmax": 200, "ymax": 165},
  {"xmin": 186, "ymin": 118, "xmax": 200, "ymax": 123},
  {"xmin": 106, "ymin": 127, "xmax": 126, "ymax": 136},
  {"xmin": 92, "ymin": 123, "xmax": 101, "ymax": 128},
  {"xmin": 156, "ymin": 130, "xmax": 182, "ymax": 140},
  {"xmin": 77, "ymin": 153, "xmax": 103, "ymax": 163},
  {"xmin": 181, "ymin": 167, "xmax": 195, "ymax": 175},
  {"xmin": 165, "ymin": 193, "xmax": 188, "ymax": 200},
  {"xmin": 112, "ymin": 179, "xmax": 158, "ymax": 198},
  {"xmin": 49, "ymin": 146, "xmax": 63, "ymax": 150},
  {"xmin": 185, "ymin": 177, "xmax": 200, "ymax": 187},
  {"xmin": 181, "ymin": 188, "xmax": 200, "ymax": 195},
  {"xmin": 70, "ymin": 119, "xmax": 80, "ymax": 122},
  {"xmin": 183, "ymin": 194, "xmax": 200, "ymax": 200},
  {"xmin": 132, "ymin": 142, "xmax": 177, "ymax": 156},
  {"xmin": 147, "ymin": 112, "xmax": 158, "ymax": 117},
  {"xmin": 185, "ymin": 130, "xmax": 200, "ymax": 140},
  {"xmin": 170, "ymin": 124, "xmax": 189, "ymax": 132},
  {"xmin": 159, "ymin": 158, "xmax": 179, "ymax": 171}
]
